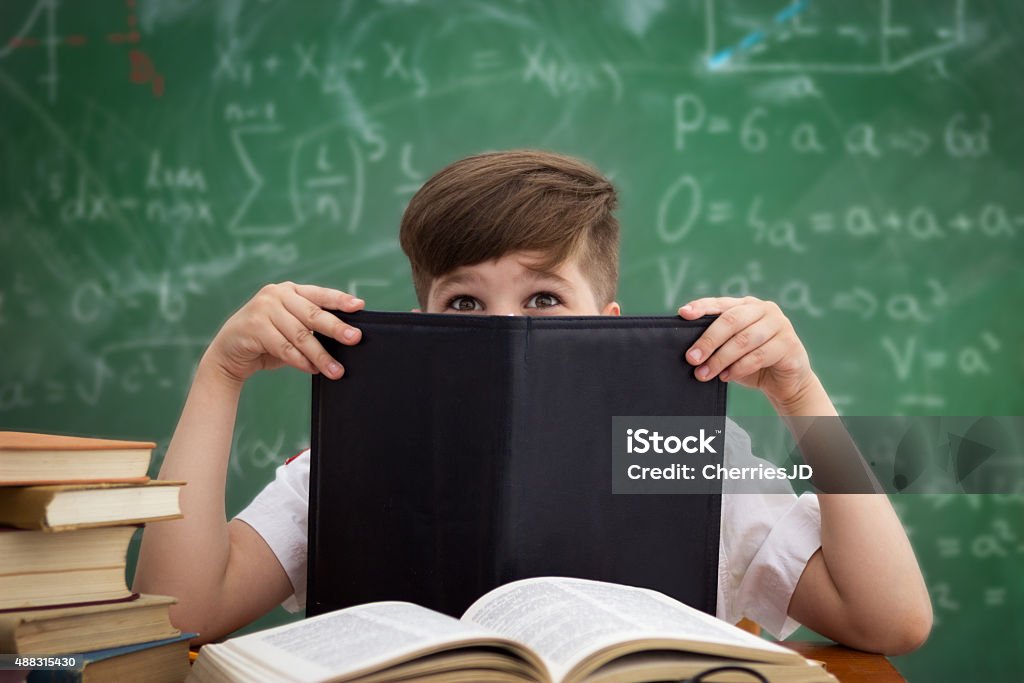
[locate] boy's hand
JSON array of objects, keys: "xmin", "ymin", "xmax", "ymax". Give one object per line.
[
  {"xmin": 205, "ymin": 282, "xmax": 365, "ymax": 385},
  {"xmin": 678, "ymin": 296, "xmax": 813, "ymax": 407}
]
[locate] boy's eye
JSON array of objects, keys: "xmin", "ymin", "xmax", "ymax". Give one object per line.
[
  {"xmin": 448, "ymin": 296, "xmax": 482, "ymax": 312},
  {"xmin": 526, "ymin": 292, "xmax": 561, "ymax": 309}
]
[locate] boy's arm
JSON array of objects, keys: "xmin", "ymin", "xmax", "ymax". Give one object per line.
[
  {"xmin": 770, "ymin": 375, "xmax": 932, "ymax": 655},
  {"xmin": 133, "ymin": 283, "xmax": 364, "ymax": 642},
  {"xmin": 680, "ymin": 297, "xmax": 933, "ymax": 655},
  {"xmin": 133, "ymin": 358, "xmax": 291, "ymax": 642}
]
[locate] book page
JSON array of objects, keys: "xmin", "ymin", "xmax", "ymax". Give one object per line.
[
  {"xmin": 462, "ymin": 578, "xmax": 798, "ymax": 680},
  {"xmin": 219, "ymin": 602, "xmax": 527, "ymax": 683}
]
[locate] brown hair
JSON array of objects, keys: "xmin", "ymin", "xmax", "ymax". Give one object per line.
[{"xmin": 399, "ymin": 149, "xmax": 620, "ymax": 308}]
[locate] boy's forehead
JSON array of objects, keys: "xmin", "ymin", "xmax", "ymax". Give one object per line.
[{"xmin": 432, "ymin": 250, "xmax": 580, "ymax": 285}]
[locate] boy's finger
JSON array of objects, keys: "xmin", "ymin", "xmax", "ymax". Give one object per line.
[
  {"xmin": 678, "ymin": 297, "xmax": 747, "ymax": 319},
  {"xmin": 718, "ymin": 336, "xmax": 790, "ymax": 383},
  {"xmin": 281, "ymin": 288, "xmax": 362, "ymax": 346},
  {"xmin": 293, "ymin": 283, "xmax": 365, "ymax": 313},
  {"xmin": 694, "ymin": 320, "xmax": 777, "ymax": 381},
  {"xmin": 258, "ymin": 325, "xmax": 319, "ymax": 375},
  {"xmin": 268, "ymin": 305, "xmax": 344, "ymax": 378},
  {"xmin": 685, "ymin": 303, "xmax": 765, "ymax": 365}
]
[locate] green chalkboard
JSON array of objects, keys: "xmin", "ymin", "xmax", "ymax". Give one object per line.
[{"xmin": 1, "ymin": 1, "xmax": 1022, "ymax": 680}]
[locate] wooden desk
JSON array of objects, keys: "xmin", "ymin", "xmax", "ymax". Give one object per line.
[{"xmin": 787, "ymin": 642, "xmax": 905, "ymax": 683}]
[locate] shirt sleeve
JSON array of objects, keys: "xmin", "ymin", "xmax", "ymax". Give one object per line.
[
  {"xmin": 234, "ymin": 449, "xmax": 311, "ymax": 613},
  {"xmin": 716, "ymin": 420, "xmax": 822, "ymax": 640}
]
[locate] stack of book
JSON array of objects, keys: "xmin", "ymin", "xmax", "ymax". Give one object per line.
[{"xmin": 0, "ymin": 431, "xmax": 191, "ymax": 683}]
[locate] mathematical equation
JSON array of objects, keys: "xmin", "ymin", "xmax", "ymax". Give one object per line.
[
  {"xmin": 655, "ymin": 176, "xmax": 1019, "ymax": 251},
  {"xmin": 20, "ymin": 124, "xmax": 367, "ymax": 239},
  {"xmin": 214, "ymin": 37, "xmax": 624, "ymax": 103},
  {"xmin": 657, "ymin": 256, "xmax": 954, "ymax": 322},
  {"xmin": 654, "ymin": 255, "xmax": 1006, "ymax": 406},
  {"xmin": 674, "ymin": 93, "xmax": 993, "ymax": 159}
]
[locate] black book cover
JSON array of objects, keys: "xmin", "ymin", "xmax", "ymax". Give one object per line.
[{"xmin": 308, "ymin": 312, "xmax": 727, "ymax": 618}]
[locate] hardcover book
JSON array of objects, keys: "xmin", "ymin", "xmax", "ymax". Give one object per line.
[
  {"xmin": 0, "ymin": 594, "xmax": 179, "ymax": 655},
  {"xmin": 0, "ymin": 481, "xmax": 184, "ymax": 531},
  {"xmin": 0, "ymin": 432, "xmax": 154, "ymax": 485},
  {"xmin": 309, "ymin": 312, "xmax": 727, "ymax": 618},
  {"xmin": 27, "ymin": 631, "xmax": 195, "ymax": 683}
]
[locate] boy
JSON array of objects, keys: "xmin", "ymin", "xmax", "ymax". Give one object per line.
[{"xmin": 135, "ymin": 150, "xmax": 932, "ymax": 653}]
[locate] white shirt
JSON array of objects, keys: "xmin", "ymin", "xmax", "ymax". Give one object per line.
[{"xmin": 235, "ymin": 420, "xmax": 821, "ymax": 640}]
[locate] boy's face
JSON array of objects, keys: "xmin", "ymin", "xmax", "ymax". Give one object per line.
[{"xmin": 420, "ymin": 250, "xmax": 620, "ymax": 317}]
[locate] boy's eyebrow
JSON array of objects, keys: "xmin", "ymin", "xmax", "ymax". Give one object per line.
[
  {"xmin": 432, "ymin": 270, "xmax": 479, "ymax": 290},
  {"xmin": 430, "ymin": 271, "xmax": 482, "ymax": 297},
  {"xmin": 523, "ymin": 267, "xmax": 575, "ymax": 290}
]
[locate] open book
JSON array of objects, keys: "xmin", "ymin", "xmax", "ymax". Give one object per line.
[{"xmin": 189, "ymin": 578, "xmax": 835, "ymax": 683}]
